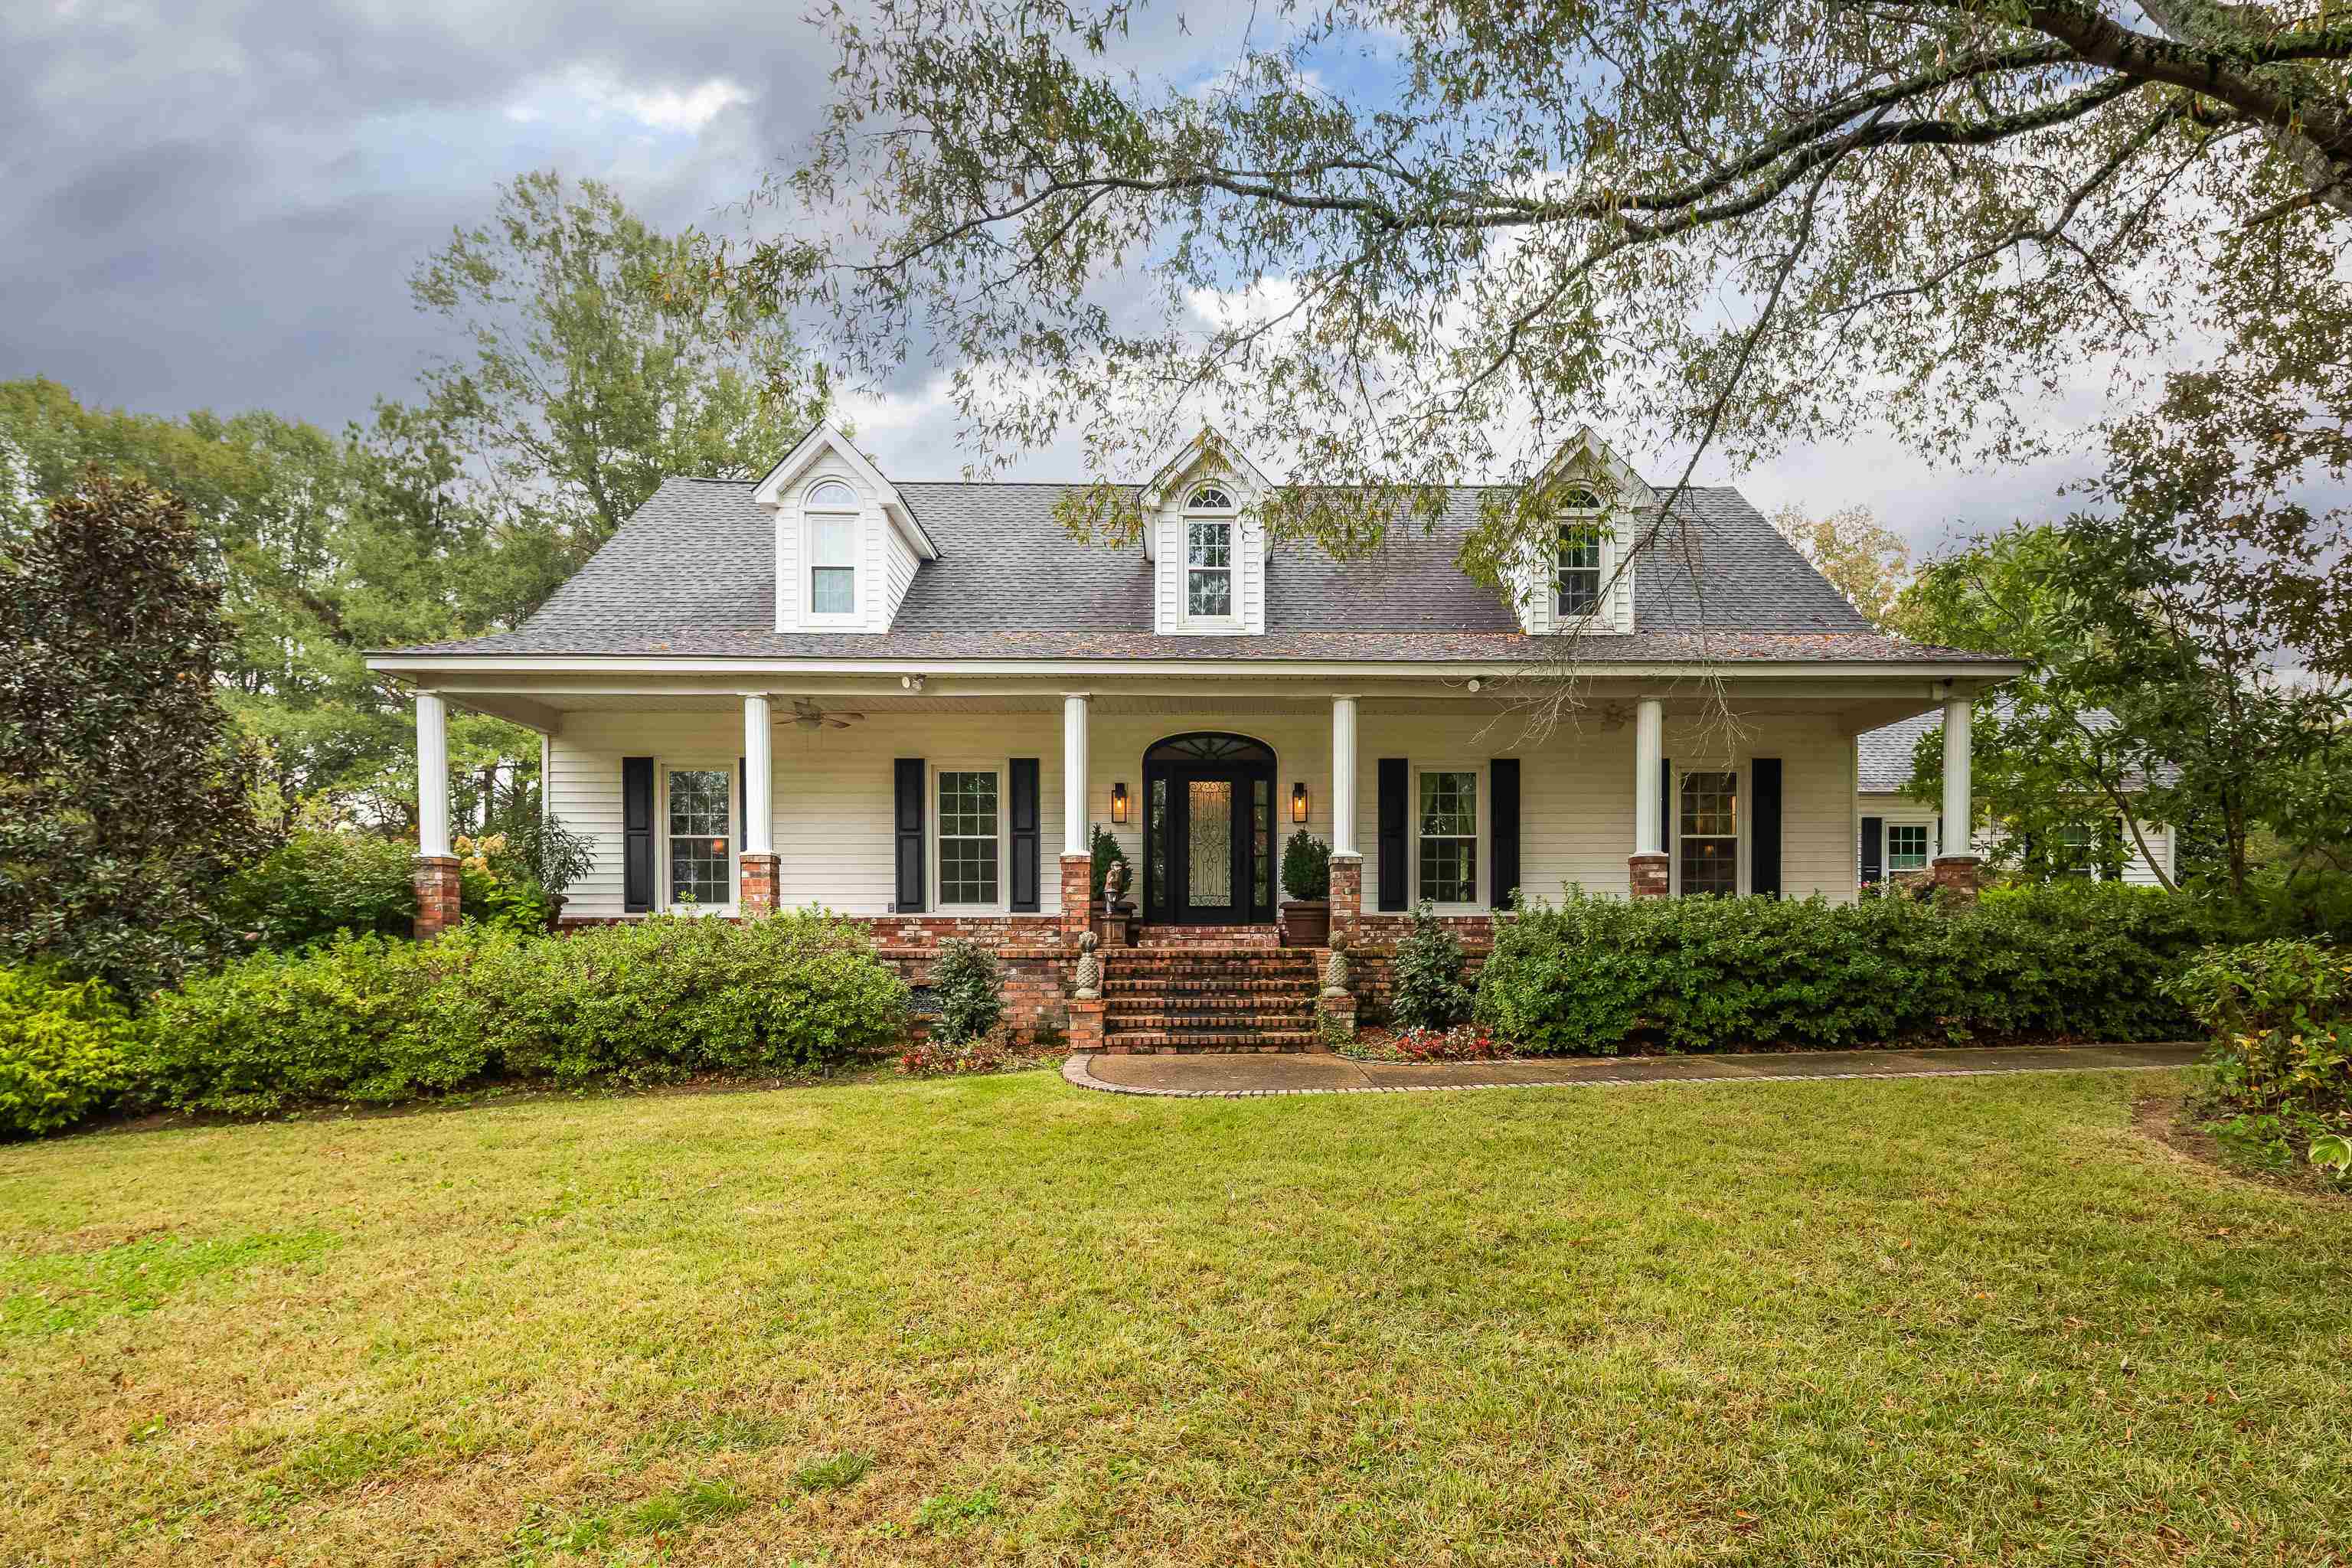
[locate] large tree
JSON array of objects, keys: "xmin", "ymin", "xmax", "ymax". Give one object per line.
[
  {"xmin": 0, "ymin": 473, "xmax": 274, "ymax": 998},
  {"xmin": 713, "ymin": 0, "xmax": 2350, "ymax": 585},
  {"xmin": 399, "ymin": 170, "xmax": 833, "ymax": 609}
]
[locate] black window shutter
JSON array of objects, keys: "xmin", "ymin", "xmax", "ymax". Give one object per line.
[
  {"xmin": 1659, "ymin": 757, "xmax": 1673, "ymax": 858},
  {"xmin": 622, "ymin": 757, "xmax": 655, "ymax": 913},
  {"xmin": 1860, "ymin": 815, "xmax": 1883, "ymax": 885},
  {"xmin": 738, "ymin": 757, "xmax": 747, "ymax": 851},
  {"xmin": 1937, "ymin": 815, "xmax": 1946, "ymax": 860},
  {"xmin": 1490, "ymin": 759, "xmax": 1521, "ymax": 910},
  {"xmin": 893, "ymin": 758, "xmax": 926, "ymax": 913},
  {"xmin": 1008, "ymin": 757, "xmax": 1040, "ymax": 912},
  {"xmin": 1377, "ymin": 758, "xmax": 1409, "ymax": 912},
  {"xmin": 1751, "ymin": 757, "xmax": 1782, "ymax": 899}
]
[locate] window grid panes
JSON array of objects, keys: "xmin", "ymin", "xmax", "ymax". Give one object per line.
[
  {"xmin": 2053, "ymin": 823, "xmax": 2096, "ymax": 880},
  {"xmin": 1887, "ymin": 824, "xmax": 1930, "ymax": 871},
  {"xmin": 1187, "ymin": 519, "xmax": 1233, "ymax": 618},
  {"xmin": 1678, "ymin": 770, "xmax": 1739, "ymax": 897},
  {"xmin": 666, "ymin": 769, "xmax": 731, "ymax": 906},
  {"xmin": 1418, "ymin": 771, "xmax": 1478, "ymax": 904},
  {"xmin": 809, "ymin": 508, "xmax": 857, "ymax": 615},
  {"xmin": 938, "ymin": 770, "xmax": 1000, "ymax": 905},
  {"xmin": 1252, "ymin": 779, "xmax": 1271, "ymax": 911},
  {"xmin": 1557, "ymin": 524, "xmax": 1603, "ymax": 616}
]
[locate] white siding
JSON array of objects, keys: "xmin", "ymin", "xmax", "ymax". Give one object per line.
[
  {"xmin": 1853, "ymin": 795, "xmax": 2175, "ymax": 886},
  {"xmin": 884, "ymin": 521, "xmax": 920, "ymax": 623},
  {"xmin": 773, "ymin": 452, "xmax": 893, "ymax": 633},
  {"xmin": 545, "ymin": 706, "xmax": 1868, "ymax": 920},
  {"xmin": 1152, "ymin": 478, "xmax": 1267, "ymax": 635}
]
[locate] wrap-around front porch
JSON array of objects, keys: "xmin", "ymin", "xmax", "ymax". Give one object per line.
[{"xmin": 403, "ymin": 675, "xmax": 1991, "ymax": 1049}]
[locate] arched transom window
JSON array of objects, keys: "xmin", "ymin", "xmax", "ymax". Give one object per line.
[
  {"xmin": 805, "ymin": 480, "xmax": 859, "ymax": 616},
  {"xmin": 1184, "ymin": 484, "xmax": 1237, "ymax": 619}
]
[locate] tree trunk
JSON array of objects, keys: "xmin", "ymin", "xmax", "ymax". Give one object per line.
[{"xmin": 2137, "ymin": 0, "xmax": 2352, "ymax": 217}]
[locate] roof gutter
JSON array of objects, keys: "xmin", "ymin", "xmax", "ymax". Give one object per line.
[{"xmin": 366, "ymin": 652, "xmax": 2027, "ymax": 681}]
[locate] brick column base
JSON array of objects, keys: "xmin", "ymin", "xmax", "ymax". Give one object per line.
[
  {"xmin": 739, "ymin": 852, "xmax": 780, "ymax": 916},
  {"xmin": 1060, "ymin": 853, "xmax": 1093, "ymax": 942},
  {"xmin": 1067, "ymin": 996, "xmax": 1106, "ymax": 1054},
  {"xmin": 1329, "ymin": 853, "xmax": 1362, "ymax": 941},
  {"xmin": 1317, "ymin": 991, "xmax": 1357, "ymax": 1047},
  {"xmin": 1930, "ymin": 856, "xmax": 1982, "ymax": 902},
  {"xmin": 413, "ymin": 855, "xmax": 462, "ymax": 940},
  {"xmin": 1628, "ymin": 851, "xmax": 1670, "ymax": 897}
]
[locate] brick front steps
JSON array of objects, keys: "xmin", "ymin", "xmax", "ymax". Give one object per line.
[{"xmin": 1101, "ymin": 942, "xmax": 1320, "ymax": 1054}]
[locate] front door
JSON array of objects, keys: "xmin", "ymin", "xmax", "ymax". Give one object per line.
[{"xmin": 1143, "ymin": 733, "xmax": 1276, "ymax": 924}]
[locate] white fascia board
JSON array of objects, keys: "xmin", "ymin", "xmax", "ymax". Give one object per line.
[
  {"xmin": 1138, "ymin": 423, "xmax": 1276, "ymax": 511},
  {"xmin": 368, "ymin": 652, "xmax": 2027, "ymax": 682},
  {"xmin": 752, "ymin": 423, "xmax": 941, "ymax": 559}
]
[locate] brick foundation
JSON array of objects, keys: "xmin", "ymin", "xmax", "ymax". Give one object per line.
[
  {"xmin": 1060, "ymin": 854, "xmax": 1093, "ymax": 942},
  {"xmin": 1628, "ymin": 851, "xmax": 1670, "ymax": 897},
  {"xmin": 1067, "ymin": 996, "xmax": 1106, "ymax": 1054},
  {"xmin": 1930, "ymin": 855, "xmax": 1982, "ymax": 902},
  {"xmin": 1317, "ymin": 990, "xmax": 1357, "ymax": 1044},
  {"xmin": 738, "ymin": 852, "xmax": 779, "ymax": 916},
  {"xmin": 1329, "ymin": 854, "xmax": 1362, "ymax": 941},
  {"xmin": 413, "ymin": 855, "xmax": 461, "ymax": 941}
]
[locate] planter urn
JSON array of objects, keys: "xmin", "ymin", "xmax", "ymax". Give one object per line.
[{"xmin": 1282, "ymin": 899, "xmax": 1331, "ymax": 948}]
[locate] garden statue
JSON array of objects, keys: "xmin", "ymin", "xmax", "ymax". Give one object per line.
[
  {"xmin": 1073, "ymin": 929, "xmax": 1102, "ymax": 999},
  {"xmin": 1321, "ymin": 933, "xmax": 1351, "ymax": 999}
]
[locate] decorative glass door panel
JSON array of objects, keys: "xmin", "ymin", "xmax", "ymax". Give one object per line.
[{"xmin": 1187, "ymin": 780, "xmax": 1234, "ymax": 906}]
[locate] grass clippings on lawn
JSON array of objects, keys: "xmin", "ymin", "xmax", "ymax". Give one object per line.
[{"xmin": 3, "ymin": 1067, "xmax": 2348, "ymax": 1566}]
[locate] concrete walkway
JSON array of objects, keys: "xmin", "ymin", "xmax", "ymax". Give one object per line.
[{"xmin": 1064, "ymin": 1041, "xmax": 2202, "ymax": 1098}]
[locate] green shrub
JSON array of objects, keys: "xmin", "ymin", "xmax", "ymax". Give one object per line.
[
  {"xmin": 1390, "ymin": 900, "xmax": 1470, "ymax": 1029},
  {"xmin": 227, "ymin": 831, "xmax": 418, "ymax": 952},
  {"xmin": 0, "ymin": 966, "xmax": 142, "ymax": 1135},
  {"xmin": 1476, "ymin": 882, "xmax": 2212, "ymax": 1056},
  {"xmin": 930, "ymin": 938, "xmax": 1004, "ymax": 1046},
  {"xmin": 136, "ymin": 930, "xmax": 504, "ymax": 1115},
  {"xmin": 469, "ymin": 913, "xmax": 910, "ymax": 1084},
  {"xmin": 2167, "ymin": 940, "xmax": 2349, "ymax": 1121},
  {"xmin": 130, "ymin": 913, "xmax": 910, "ymax": 1113},
  {"xmin": 1090, "ymin": 825, "xmax": 1132, "ymax": 903},
  {"xmin": 1281, "ymin": 831, "xmax": 1331, "ymax": 902}
]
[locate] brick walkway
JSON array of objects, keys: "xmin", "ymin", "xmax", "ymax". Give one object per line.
[{"xmin": 1063, "ymin": 1041, "xmax": 2203, "ymax": 1098}]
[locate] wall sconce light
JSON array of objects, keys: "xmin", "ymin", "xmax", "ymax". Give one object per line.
[
  {"xmin": 1110, "ymin": 782, "xmax": 1129, "ymax": 823},
  {"xmin": 1291, "ymin": 782, "xmax": 1309, "ymax": 823}
]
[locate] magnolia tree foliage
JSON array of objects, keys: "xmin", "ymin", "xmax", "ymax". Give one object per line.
[
  {"xmin": 0, "ymin": 474, "xmax": 275, "ymax": 999},
  {"xmin": 713, "ymin": 0, "xmax": 2352, "ymax": 583},
  {"xmin": 1896, "ymin": 523, "xmax": 2350, "ymax": 897}
]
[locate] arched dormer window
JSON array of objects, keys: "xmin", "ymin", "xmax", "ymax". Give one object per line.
[
  {"xmin": 1183, "ymin": 483, "xmax": 1237, "ymax": 620},
  {"xmin": 805, "ymin": 479, "xmax": 859, "ymax": 616},
  {"xmin": 1556, "ymin": 486, "xmax": 1607, "ymax": 619}
]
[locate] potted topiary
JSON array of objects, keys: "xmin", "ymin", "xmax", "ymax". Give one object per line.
[{"xmin": 1280, "ymin": 830, "xmax": 1331, "ymax": 947}]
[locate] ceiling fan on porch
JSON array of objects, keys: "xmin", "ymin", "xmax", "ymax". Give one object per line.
[{"xmin": 790, "ymin": 697, "xmax": 866, "ymax": 730}]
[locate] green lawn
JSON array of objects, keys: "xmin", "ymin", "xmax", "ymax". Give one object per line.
[{"xmin": 3, "ymin": 1069, "xmax": 2347, "ymax": 1566}]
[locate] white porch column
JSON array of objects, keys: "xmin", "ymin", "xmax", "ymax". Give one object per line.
[
  {"xmin": 1060, "ymin": 693, "xmax": 1093, "ymax": 939},
  {"xmin": 1062, "ymin": 692, "xmax": 1091, "ymax": 856},
  {"xmin": 1632, "ymin": 697, "xmax": 1664, "ymax": 856},
  {"xmin": 1940, "ymin": 696, "xmax": 1973, "ymax": 854},
  {"xmin": 742, "ymin": 694, "xmax": 774, "ymax": 855},
  {"xmin": 1330, "ymin": 695, "xmax": 1359, "ymax": 856},
  {"xmin": 416, "ymin": 690, "xmax": 450, "ymax": 859},
  {"xmin": 1629, "ymin": 697, "xmax": 1668, "ymax": 897}
]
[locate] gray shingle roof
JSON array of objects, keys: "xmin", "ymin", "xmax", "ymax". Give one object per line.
[{"xmin": 379, "ymin": 475, "xmax": 2006, "ymax": 663}]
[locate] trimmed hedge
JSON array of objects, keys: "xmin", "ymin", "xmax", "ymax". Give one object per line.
[
  {"xmin": 137, "ymin": 913, "xmax": 910, "ymax": 1115},
  {"xmin": 0, "ymin": 966, "xmax": 142, "ymax": 1135},
  {"xmin": 1475, "ymin": 883, "xmax": 2213, "ymax": 1055},
  {"xmin": 225, "ymin": 831, "xmax": 420, "ymax": 952}
]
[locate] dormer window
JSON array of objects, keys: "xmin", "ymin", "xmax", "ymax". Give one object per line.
[
  {"xmin": 1556, "ymin": 487, "xmax": 1605, "ymax": 619},
  {"xmin": 1184, "ymin": 485, "xmax": 1236, "ymax": 622},
  {"xmin": 806, "ymin": 480, "xmax": 859, "ymax": 616}
]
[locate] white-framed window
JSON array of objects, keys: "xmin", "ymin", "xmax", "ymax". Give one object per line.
[
  {"xmin": 1184, "ymin": 483, "xmax": 1236, "ymax": 622},
  {"xmin": 1413, "ymin": 764, "xmax": 1481, "ymax": 907},
  {"xmin": 663, "ymin": 765, "xmax": 734, "ymax": 909},
  {"xmin": 936, "ymin": 765, "xmax": 1004, "ymax": 908},
  {"xmin": 1677, "ymin": 768, "xmax": 1739, "ymax": 897},
  {"xmin": 1555, "ymin": 486, "xmax": 1607, "ymax": 619},
  {"xmin": 805, "ymin": 479, "xmax": 860, "ymax": 619},
  {"xmin": 1887, "ymin": 823, "xmax": 1930, "ymax": 872},
  {"xmin": 2052, "ymin": 822, "xmax": 2096, "ymax": 880}
]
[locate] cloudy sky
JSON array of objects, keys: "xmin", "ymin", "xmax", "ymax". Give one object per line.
[{"xmin": 5, "ymin": 0, "xmax": 2105, "ymax": 557}]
